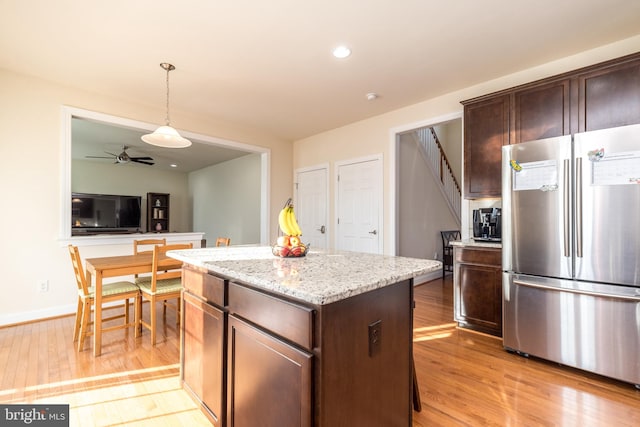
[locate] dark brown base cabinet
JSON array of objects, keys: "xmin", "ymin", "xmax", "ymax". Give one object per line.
[
  {"xmin": 227, "ymin": 315, "xmax": 312, "ymax": 427},
  {"xmin": 182, "ymin": 291, "xmax": 226, "ymax": 425},
  {"xmin": 181, "ymin": 264, "xmax": 414, "ymax": 427},
  {"xmin": 453, "ymin": 246, "xmax": 502, "ymax": 337}
]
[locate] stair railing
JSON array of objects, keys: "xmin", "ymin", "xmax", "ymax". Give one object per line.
[{"xmin": 413, "ymin": 127, "xmax": 461, "ymax": 224}]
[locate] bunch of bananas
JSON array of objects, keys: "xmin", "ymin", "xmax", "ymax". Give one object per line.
[
  {"xmin": 278, "ymin": 198, "xmax": 302, "ymax": 236},
  {"xmin": 275, "ymin": 198, "xmax": 307, "ymax": 257}
]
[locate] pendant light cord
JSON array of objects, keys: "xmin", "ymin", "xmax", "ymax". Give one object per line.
[
  {"xmin": 160, "ymin": 62, "xmax": 175, "ymax": 126},
  {"xmin": 165, "ymin": 65, "xmax": 171, "ymax": 126}
]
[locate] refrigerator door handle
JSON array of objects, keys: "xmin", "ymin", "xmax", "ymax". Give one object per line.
[
  {"xmin": 513, "ymin": 279, "xmax": 640, "ymax": 302},
  {"xmin": 563, "ymin": 159, "xmax": 570, "ymax": 257},
  {"xmin": 576, "ymin": 157, "xmax": 583, "ymax": 258}
]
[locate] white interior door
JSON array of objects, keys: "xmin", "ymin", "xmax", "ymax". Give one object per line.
[
  {"xmin": 336, "ymin": 156, "xmax": 382, "ymax": 254},
  {"xmin": 295, "ymin": 166, "xmax": 328, "ymax": 249}
]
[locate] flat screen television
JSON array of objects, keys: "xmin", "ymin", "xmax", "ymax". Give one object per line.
[{"xmin": 72, "ymin": 192, "xmax": 142, "ymax": 235}]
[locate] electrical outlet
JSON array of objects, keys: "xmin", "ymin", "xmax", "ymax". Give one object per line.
[
  {"xmin": 433, "ymin": 252, "xmax": 438, "ymax": 260},
  {"xmin": 39, "ymin": 280, "xmax": 49, "ymax": 292},
  {"xmin": 368, "ymin": 320, "xmax": 382, "ymax": 357}
]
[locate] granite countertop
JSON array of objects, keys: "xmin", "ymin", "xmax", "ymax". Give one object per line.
[
  {"xmin": 168, "ymin": 246, "xmax": 441, "ymax": 305},
  {"xmin": 451, "ymin": 239, "xmax": 502, "ymax": 249}
]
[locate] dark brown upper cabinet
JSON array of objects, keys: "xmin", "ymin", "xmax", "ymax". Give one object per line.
[
  {"xmin": 462, "ymin": 51, "xmax": 640, "ymax": 199},
  {"xmin": 512, "ymin": 78, "xmax": 571, "ymax": 144},
  {"xmin": 576, "ymin": 58, "xmax": 640, "ymax": 133},
  {"xmin": 463, "ymin": 94, "xmax": 510, "ymax": 199}
]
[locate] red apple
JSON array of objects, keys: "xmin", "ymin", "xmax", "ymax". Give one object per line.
[
  {"xmin": 278, "ymin": 246, "xmax": 291, "ymax": 257},
  {"xmin": 291, "ymin": 245, "xmax": 303, "ymax": 256}
]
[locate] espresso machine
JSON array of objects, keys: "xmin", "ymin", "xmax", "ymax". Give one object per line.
[{"xmin": 472, "ymin": 208, "xmax": 501, "ymax": 241}]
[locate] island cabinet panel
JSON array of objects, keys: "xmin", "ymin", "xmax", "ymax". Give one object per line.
[
  {"xmin": 227, "ymin": 315, "xmax": 312, "ymax": 427},
  {"xmin": 463, "ymin": 94, "xmax": 510, "ymax": 199},
  {"xmin": 227, "ymin": 282, "xmax": 314, "ymax": 350},
  {"xmin": 182, "ymin": 291, "xmax": 226, "ymax": 426},
  {"xmin": 314, "ymin": 279, "xmax": 413, "ymax": 427},
  {"xmin": 183, "ymin": 265, "xmax": 226, "ymax": 306},
  {"xmin": 453, "ymin": 246, "xmax": 502, "ymax": 337}
]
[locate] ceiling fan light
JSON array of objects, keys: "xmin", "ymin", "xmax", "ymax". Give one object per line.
[{"xmin": 142, "ymin": 125, "xmax": 192, "ymax": 148}]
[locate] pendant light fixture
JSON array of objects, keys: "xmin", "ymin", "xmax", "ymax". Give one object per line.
[{"xmin": 142, "ymin": 62, "xmax": 192, "ymax": 148}]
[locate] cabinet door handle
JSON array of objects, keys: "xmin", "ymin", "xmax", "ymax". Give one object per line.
[
  {"xmin": 317, "ymin": 225, "xmax": 326, "ymax": 234},
  {"xmin": 575, "ymin": 157, "xmax": 583, "ymax": 258},
  {"xmin": 369, "ymin": 230, "xmax": 377, "ymax": 235},
  {"xmin": 563, "ymin": 159, "xmax": 570, "ymax": 257}
]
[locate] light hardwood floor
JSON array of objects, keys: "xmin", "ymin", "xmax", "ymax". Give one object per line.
[
  {"xmin": 1, "ymin": 277, "xmax": 639, "ymax": 426},
  {"xmin": 0, "ymin": 303, "xmax": 210, "ymax": 427},
  {"xmin": 412, "ymin": 276, "xmax": 640, "ymax": 426}
]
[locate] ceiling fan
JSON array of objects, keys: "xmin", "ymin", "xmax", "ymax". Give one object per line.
[{"xmin": 86, "ymin": 145, "xmax": 154, "ymax": 165}]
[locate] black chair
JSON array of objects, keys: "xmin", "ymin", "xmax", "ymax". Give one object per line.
[{"xmin": 440, "ymin": 230, "xmax": 461, "ymax": 279}]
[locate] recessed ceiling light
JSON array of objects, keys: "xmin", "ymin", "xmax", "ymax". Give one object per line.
[
  {"xmin": 332, "ymin": 45, "xmax": 351, "ymax": 59},
  {"xmin": 170, "ymin": 164, "xmax": 178, "ymax": 168},
  {"xmin": 366, "ymin": 93, "xmax": 379, "ymax": 101}
]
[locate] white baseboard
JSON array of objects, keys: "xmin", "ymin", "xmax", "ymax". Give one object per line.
[
  {"xmin": 413, "ymin": 269, "xmax": 442, "ymax": 285},
  {"xmin": 0, "ymin": 301, "xmax": 125, "ymax": 327},
  {"xmin": 0, "ymin": 304, "xmax": 76, "ymax": 327}
]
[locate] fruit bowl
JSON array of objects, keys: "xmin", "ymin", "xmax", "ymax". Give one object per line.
[{"xmin": 272, "ymin": 244, "xmax": 309, "ymax": 258}]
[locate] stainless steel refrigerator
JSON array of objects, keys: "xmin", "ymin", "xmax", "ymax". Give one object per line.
[{"xmin": 502, "ymin": 123, "xmax": 640, "ymax": 386}]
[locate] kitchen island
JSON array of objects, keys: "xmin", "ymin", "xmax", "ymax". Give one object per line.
[{"xmin": 168, "ymin": 246, "xmax": 441, "ymax": 427}]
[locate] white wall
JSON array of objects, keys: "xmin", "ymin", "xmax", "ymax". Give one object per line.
[
  {"xmin": 72, "ymin": 159, "xmax": 190, "ymax": 232},
  {"xmin": 0, "ymin": 69, "xmax": 292, "ymax": 326},
  {"xmin": 190, "ymin": 154, "xmax": 262, "ymax": 245},
  {"xmin": 397, "ymin": 134, "xmax": 459, "ymax": 260},
  {"xmin": 293, "ymin": 35, "xmax": 640, "ymax": 251},
  {"xmin": 2, "ymin": 35, "xmax": 639, "ymax": 325}
]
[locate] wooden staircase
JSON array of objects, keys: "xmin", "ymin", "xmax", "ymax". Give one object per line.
[{"xmin": 412, "ymin": 126, "xmax": 461, "ymax": 225}]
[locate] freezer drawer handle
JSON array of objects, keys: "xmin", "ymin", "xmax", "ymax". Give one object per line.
[{"xmin": 513, "ymin": 279, "xmax": 640, "ymax": 302}]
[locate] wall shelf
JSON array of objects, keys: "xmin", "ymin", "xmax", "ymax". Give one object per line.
[{"xmin": 147, "ymin": 192, "xmax": 170, "ymax": 232}]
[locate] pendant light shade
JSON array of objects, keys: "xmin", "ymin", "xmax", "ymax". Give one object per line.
[
  {"xmin": 142, "ymin": 63, "xmax": 192, "ymax": 148},
  {"xmin": 141, "ymin": 125, "xmax": 191, "ymax": 148}
]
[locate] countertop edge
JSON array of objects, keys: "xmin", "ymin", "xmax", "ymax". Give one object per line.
[
  {"xmin": 168, "ymin": 247, "xmax": 442, "ymax": 305},
  {"xmin": 451, "ymin": 239, "xmax": 502, "ymax": 249}
]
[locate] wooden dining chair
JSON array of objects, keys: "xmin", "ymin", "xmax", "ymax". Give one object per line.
[
  {"xmin": 133, "ymin": 238, "xmax": 166, "ymax": 279},
  {"xmin": 68, "ymin": 245, "xmax": 141, "ymax": 352},
  {"xmin": 133, "ymin": 238, "xmax": 167, "ymax": 254},
  {"xmin": 215, "ymin": 237, "xmax": 231, "ymax": 247},
  {"xmin": 137, "ymin": 242, "xmax": 193, "ymax": 345},
  {"xmin": 134, "ymin": 238, "xmax": 179, "ymax": 321}
]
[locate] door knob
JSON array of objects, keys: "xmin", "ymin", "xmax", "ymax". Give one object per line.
[
  {"xmin": 317, "ymin": 225, "xmax": 326, "ymax": 234},
  {"xmin": 369, "ymin": 230, "xmax": 377, "ymax": 235}
]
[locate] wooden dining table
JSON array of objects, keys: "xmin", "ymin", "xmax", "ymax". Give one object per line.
[{"xmin": 84, "ymin": 252, "xmax": 183, "ymax": 356}]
